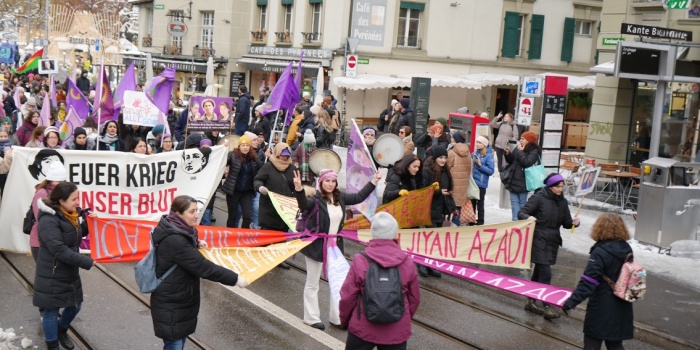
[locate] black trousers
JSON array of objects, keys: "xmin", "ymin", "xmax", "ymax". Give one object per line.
[
  {"xmin": 345, "ymin": 332, "xmax": 407, "ymax": 350},
  {"xmin": 471, "ymin": 187, "xmax": 487, "ymax": 225},
  {"xmin": 226, "ymin": 190, "xmax": 253, "ymax": 228},
  {"xmin": 531, "ymin": 263, "xmax": 552, "ymax": 285},
  {"xmin": 495, "ymin": 147, "xmax": 506, "ymax": 172},
  {"xmin": 583, "ymin": 334, "xmax": 625, "ymax": 350}
]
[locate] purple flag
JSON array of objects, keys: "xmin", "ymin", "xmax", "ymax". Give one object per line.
[
  {"xmin": 94, "ymin": 61, "xmax": 117, "ymax": 123},
  {"xmin": 346, "ymin": 119, "xmax": 378, "ymax": 216},
  {"xmin": 39, "ymin": 92, "xmax": 51, "ymax": 126},
  {"xmin": 145, "ymin": 67, "xmax": 175, "ymax": 115},
  {"xmin": 58, "ymin": 107, "xmax": 84, "ymax": 142},
  {"xmin": 65, "ymin": 78, "xmax": 91, "ymax": 120},
  {"xmin": 263, "ymin": 61, "xmax": 301, "ymax": 122},
  {"xmin": 114, "ymin": 61, "xmax": 136, "ymax": 113},
  {"xmin": 50, "ymin": 78, "xmax": 57, "ymax": 108}
]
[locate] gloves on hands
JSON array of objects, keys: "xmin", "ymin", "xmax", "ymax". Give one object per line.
[
  {"xmin": 236, "ymin": 276, "xmax": 248, "ymax": 288},
  {"xmin": 258, "ymin": 186, "xmax": 269, "ymax": 196},
  {"xmin": 399, "ymin": 190, "xmax": 409, "ymax": 197}
]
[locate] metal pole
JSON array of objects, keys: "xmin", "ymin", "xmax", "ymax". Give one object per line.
[
  {"xmin": 44, "ymin": 0, "xmax": 49, "ymax": 58},
  {"xmin": 649, "ymin": 83, "xmax": 666, "ymax": 159}
]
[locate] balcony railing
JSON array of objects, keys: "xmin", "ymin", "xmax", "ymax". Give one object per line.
[
  {"xmin": 274, "ymin": 31, "xmax": 292, "ymax": 43},
  {"xmin": 396, "ymin": 37, "xmax": 421, "ymax": 50},
  {"xmin": 142, "ymin": 35, "xmax": 152, "ymax": 47},
  {"xmin": 193, "ymin": 46, "xmax": 215, "ymax": 58},
  {"xmin": 301, "ymin": 32, "xmax": 321, "ymax": 44},
  {"xmin": 251, "ymin": 30, "xmax": 267, "ymax": 43},
  {"xmin": 162, "ymin": 44, "xmax": 182, "ymax": 55}
]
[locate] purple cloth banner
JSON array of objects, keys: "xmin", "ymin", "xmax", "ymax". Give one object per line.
[
  {"xmin": 39, "ymin": 91, "xmax": 51, "ymax": 126},
  {"xmin": 186, "ymin": 96, "xmax": 234, "ymax": 131},
  {"xmin": 145, "ymin": 67, "xmax": 175, "ymax": 116},
  {"xmin": 58, "ymin": 107, "xmax": 84, "ymax": 142},
  {"xmin": 262, "ymin": 61, "xmax": 301, "ymax": 124},
  {"xmin": 346, "ymin": 119, "xmax": 378, "ymax": 216},
  {"xmin": 114, "ymin": 61, "xmax": 136, "ymax": 113},
  {"xmin": 94, "ymin": 62, "xmax": 116, "ymax": 122},
  {"xmin": 65, "ymin": 78, "xmax": 90, "ymax": 120}
]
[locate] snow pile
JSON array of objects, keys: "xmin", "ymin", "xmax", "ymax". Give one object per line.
[{"xmin": 0, "ymin": 328, "xmax": 34, "ymax": 349}]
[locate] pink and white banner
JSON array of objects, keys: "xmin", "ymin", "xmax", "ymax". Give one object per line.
[{"xmin": 346, "ymin": 119, "xmax": 378, "ymax": 216}]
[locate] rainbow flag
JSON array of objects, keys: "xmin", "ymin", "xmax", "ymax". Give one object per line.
[{"xmin": 13, "ymin": 48, "xmax": 43, "ymax": 74}]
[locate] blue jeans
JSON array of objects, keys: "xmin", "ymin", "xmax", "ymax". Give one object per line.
[
  {"xmin": 509, "ymin": 191, "xmax": 529, "ymax": 221},
  {"xmin": 163, "ymin": 338, "xmax": 187, "ymax": 350},
  {"xmin": 42, "ymin": 304, "xmax": 81, "ymax": 342},
  {"xmin": 201, "ymin": 208, "xmax": 212, "ymax": 226}
]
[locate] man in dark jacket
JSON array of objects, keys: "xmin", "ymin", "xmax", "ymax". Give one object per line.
[
  {"xmin": 250, "ymin": 105, "xmax": 271, "ymax": 142},
  {"xmin": 76, "ymin": 70, "xmax": 91, "ymax": 95},
  {"xmin": 391, "ymin": 98, "xmax": 415, "ymax": 135},
  {"xmin": 173, "ymin": 108, "xmax": 189, "ymax": 142},
  {"xmin": 234, "ymin": 85, "xmax": 251, "ymax": 136}
]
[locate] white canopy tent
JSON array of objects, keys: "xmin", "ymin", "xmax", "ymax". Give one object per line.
[
  {"xmin": 536, "ymin": 72, "xmax": 596, "ymax": 90},
  {"xmin": 396, "ymin": 73, "xmax": 481, "ymax": 89},
  {"xmin": 333, "ymin": 74, "xmax": 408, "ymax": 90},
  {"xmin": 458, "ymin": 73, "xmax": 520, "ymax": 86}
]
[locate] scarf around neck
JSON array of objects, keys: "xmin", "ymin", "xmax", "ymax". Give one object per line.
[
  {"xmin": 167, "ymin": 210, "xmax": 197, "ymax": 238},
  {"xmin": 60, "ymin": 208, "xmax": 79, "ymax": 231},
  {"xmin": 101, "ymin": 133, "xmax": 119, "ymax": 144}
]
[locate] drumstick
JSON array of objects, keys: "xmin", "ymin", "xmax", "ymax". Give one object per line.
[{"xmin": 570, "ymin": 194, "xmax": 585, "ymax": 233}]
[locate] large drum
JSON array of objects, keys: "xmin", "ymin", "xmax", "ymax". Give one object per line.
[
  {"xmin": 309, "ymin": 149, "xmax": 342, "ymax": 175},
  {"xmin": 372, "ymin": 133, "xmax": 405, "ymax": 167},
  {"xmin": 217, "ymin": 134, "xmax": 240, "ymax": 152}
]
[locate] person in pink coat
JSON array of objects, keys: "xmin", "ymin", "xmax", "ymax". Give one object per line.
[{"xmin": 339, "ymin": 212, "xmax": 420, "ymax": 349}]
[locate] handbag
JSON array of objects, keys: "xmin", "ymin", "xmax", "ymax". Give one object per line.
[
  {"xmin": 460, "ymin": 199, "xmax": 476, "ymax": 224},
  {"xmin": 442, "ymin": 195, "xmax": 457, "ymax": 215},
  {"xmin": 524, "ymin": 157, "xmax": 547, "ymax": 192},
  {"xmin": 468, "ymin": 165, "xmax": 480, "ymax": 200}
]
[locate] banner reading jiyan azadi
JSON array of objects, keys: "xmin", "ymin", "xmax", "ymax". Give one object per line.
[{"xmin": 0, "ymin": 146, "xmax": 227, "ymax": 253}]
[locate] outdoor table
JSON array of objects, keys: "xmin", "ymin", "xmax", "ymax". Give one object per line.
[{"xmin": 600, "ymin": 170, "xmax": 638, "ymax": 209}]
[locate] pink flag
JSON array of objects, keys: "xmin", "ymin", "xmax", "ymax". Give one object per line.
[
  {"xmin": 157, "ymin": 112, "xmax": 171, "ymax": 138},
  {"xmin": 13, "ymin": 87, "xmax": 21, "ymax": 110},
  {"xmin": 114, "ymin": 61, "xmax": 136, "ymax": 113},
  {"xmin": 39, "ymin": 92, "xmax": 51, "ymax": 126},
  {"xmin": 70, "ymin": 67, "xmax": 78, "ymax": 83}
]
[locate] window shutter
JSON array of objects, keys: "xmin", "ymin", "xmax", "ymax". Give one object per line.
[
  {"xmin": 502, "ymin": 12, "xmax": 520, "ymax": 58},
  {"xmin": 281, "ymin": 0, "xmax": 294, "ymax": 5},
  {"xmin": 257, "ymin": 0, "xmax": 268, "ymax": 5},
  {"xmin": 309, "ymin": 0, "xmax": 322, "ymax": 3},
  {"xmin": 399, "ymin": 2, "xmax": 425, "ymax": 11},
  {"xmin": 561, "ymin": 17, "xmax": 575, "ymax": 62},
  {"xmin": 528, "ymin": 14, "xmax": 544, "ymax": 60}
]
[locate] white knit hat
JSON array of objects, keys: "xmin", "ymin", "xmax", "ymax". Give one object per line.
[
  {"xmin": 303, "ymin": 129, "xmax": 316, "ymax": 144},
  {"xmin": 45, "ymin": 162, "xmax": 67, "ymax": 182},
  {"xmin": 370, "ymin": 212, "xmax": 399, "ymax": 240},
  {"xmin": 476, "ymin": 135, "xmax": 490, "ymax": 146}
]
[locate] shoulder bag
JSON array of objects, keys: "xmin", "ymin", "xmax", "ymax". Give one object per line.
[{"xmin": 524, "ymin": 156, "xmax": 547, "ymax": 192}]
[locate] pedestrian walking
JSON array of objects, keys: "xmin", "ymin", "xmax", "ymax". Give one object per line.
[
  {"xmin": 471, "ymin": 136, "xmax": 495, "ymax": 225},
  {"xmin": 294, "ymin": 168, "xmax": 380, "ymax": 331},
  {"xmin": 562, "ymin": 213, "xmax": 634, "ymax": 350},
  {"xmin": 34, "ymin": 182, "xmax": 95, "ymax": 350},
  {"xmin": 447, "ymin": 131, "xmax": 472, "ymax": 225},
  {"xmin": 519, "ymin": 173, "xmax": 580, "ymax": 320},
  {"xmin": 150, "ymin": 195, "xmax": 247, "ymax": 350},
  {"xmin": 339, "ymin": 212, "xmax": 420, "ymax": 350},
  {"xmin": 490, "ymin": 112, "xmax": 519, "ymax": 172}
]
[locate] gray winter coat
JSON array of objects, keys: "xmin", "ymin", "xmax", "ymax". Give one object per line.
[{"xmin": 490, "ymin": 118, "xmax": 519, "ymax": 150}]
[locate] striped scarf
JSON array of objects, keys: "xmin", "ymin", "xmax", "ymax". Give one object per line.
[{"xmin": 299, "ymin": 143, "xmax": 315, "ymax": 183}]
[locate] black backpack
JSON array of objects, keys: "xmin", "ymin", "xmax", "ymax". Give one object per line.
[
  {"xmin": 22, "ymin": 204, "xmax": 35, "ymax": 235},
  {"xmin": 358, "ymin": 251, "xmax": 405, "ymax": 324}
]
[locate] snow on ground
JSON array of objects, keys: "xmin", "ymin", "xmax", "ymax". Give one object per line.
[{"xmin": 332, "ymin": 146, "xmax": 700, "ymax": 290}]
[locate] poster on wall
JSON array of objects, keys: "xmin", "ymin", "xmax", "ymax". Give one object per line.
[{"xmin": 186, "ymin": 96, "xmax": 234, "ymax": 131}]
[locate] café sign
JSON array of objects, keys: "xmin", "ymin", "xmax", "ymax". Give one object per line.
[{"xmin": 247, "ymin": 46, "xmax": 333, "ymax": 59}]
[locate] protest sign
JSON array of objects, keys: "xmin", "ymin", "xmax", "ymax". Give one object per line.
[
  {"xmin": 344, "ymin": 186, "xmax": 434, "ymax": 230},
  {"xmin": 268, "ymin": 191, "xmax": 301, "ymax": 232},
  {"xmin": 576, "ymin": 167, "xmax": 600, "ymax": 196},
  {"xmin": 0, "ymin": 147, "xmax": 227, "ymax": 253},
  {"xmin": 187, "ymin": 96, "xmax": 234, "ymax": 131},
  {"xmin": 122, "ymin": 91, "xmax": 160, "ymax": 127}
]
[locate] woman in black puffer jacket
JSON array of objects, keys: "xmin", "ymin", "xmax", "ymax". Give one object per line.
[
  {"xmin": 222, "ymin": 135, "xmax": 260, "ymax": 228},
  {"xmin": 503, "ymin": 131, "xmax": 540, "ymax": 221},
  {"xmin": 151, "ymin": 195, "xmax": 246, "ymax": 350},
  {"xmin": 34, "ymin": 182, "xmax": 94, "ymax": 350},
  {"xmin": 382, "ymin": 154, "xmax": 423, "ymax": 204},
  {"xmin": 563, "ymin": 213, "xmax": 634, "ymax": 350},
  {"xmin": 294, "ymin": 168, "xmax": 379, "ymax": 331},
  {"xmin": 518, "ymin": 173, "xmax": 579, "ymax": 320}
]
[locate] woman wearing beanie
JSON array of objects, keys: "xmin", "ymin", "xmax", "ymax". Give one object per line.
[
  {"xmin": 146, "ymin": 124, "xmax": 166, "ymax": 153},
  {"xmin": 64, "ymin": 127, "xmax": 88, "ymax": 150},
  {"xmin": 293, "ymin": 167, "xmax": 381, "ymax": 331},
  {"xmin": 471, "ymin": 136, "xmax": 495, "ymax": 225},
  {"xmin": 222, "ymin": 135, "xmax": 260, "ymax": 228},
  {"xmin": 447, "ymin": 130, "xmax": 473, "ymax": 226},
  {"xmin": 490, "ymin": 112, "xmax": 519, "ymax": 172},
  {"xmin": 42, "ymin": 127, "xmax": 63, "ymax": 149},
  {"xmin": 30, "ymin": 162, "xmax": 68, "ymax": 263},
  {"xmin": 293, "ymin": 129, "xmax": 317, "ymax": 186},
  {"xmin": 518, "ymin": 173, "xmax": 580, "ymax": 320},
  {"xmin": 418, "ymin": 145, "xmax": 453, "ymax": 277},
  {"xmin": 339, "ymin": 212, "xmax": 420, "ymax": 349},
  {"xmin": 503, "ymin": 131, "xmax": 540, "ymax": 221},
  {"xmin": 416, "ymin": 124, "xmax": 450, "ymax": 151}
]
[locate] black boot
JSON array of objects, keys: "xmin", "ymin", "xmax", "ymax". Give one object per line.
[
  {"xmin": 417, "ymin": 264, "xmax": 428, "ymax": 277},
  {"xmin": 46, "ymin": 341, "xmax": 60, "ymax": 350},
  {"xmin": 57, "ymin": 327, "xmax": 75, "ymax": 350},
  {"xmin": 543, "ymin": 305, "xmax": 561, "ymax": 320},
  {"xmin": 524, "ymin": 299, "xmax": 545, "ymax": 315},
  {"xmin": 426, "ymin": 267, "xmax": 442, "ymax": 277}
]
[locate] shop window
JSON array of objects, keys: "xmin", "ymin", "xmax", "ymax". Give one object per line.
[
  {"xmin": 201, "ymin": 12, "xmax": 214, "ymax": 49},
  {"xmin": 502, "ymin": 12, "xmax": 525, "ymax": 58},
  {"xmin": 397, "ymin": 2, "xmax": 424, "ymax": 49},
  {"xmin": 276, "ymin": 1, "xmax": 294, "ymax": 43},
  {"xmin": 302, "ymin": 1, "xmax": 323, "ymax": 43}
]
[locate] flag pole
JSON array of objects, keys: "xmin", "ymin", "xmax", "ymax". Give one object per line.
[{"xmin": 95, "ymin": 57, "xmax": 104, "ymax": 152}]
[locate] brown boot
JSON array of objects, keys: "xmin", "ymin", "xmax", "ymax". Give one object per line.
[
  {"xmin": 524, "ymin": 299, "xmax": 544, "ymax": 315},
  {"xmin": 543, "ymin": 305, "xmax": 561, "ymax": 320}
]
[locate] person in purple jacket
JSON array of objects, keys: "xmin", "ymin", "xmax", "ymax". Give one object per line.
[{"xmin": 339, "ymin": 212, "xmax": 420, "ymax": 350}]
